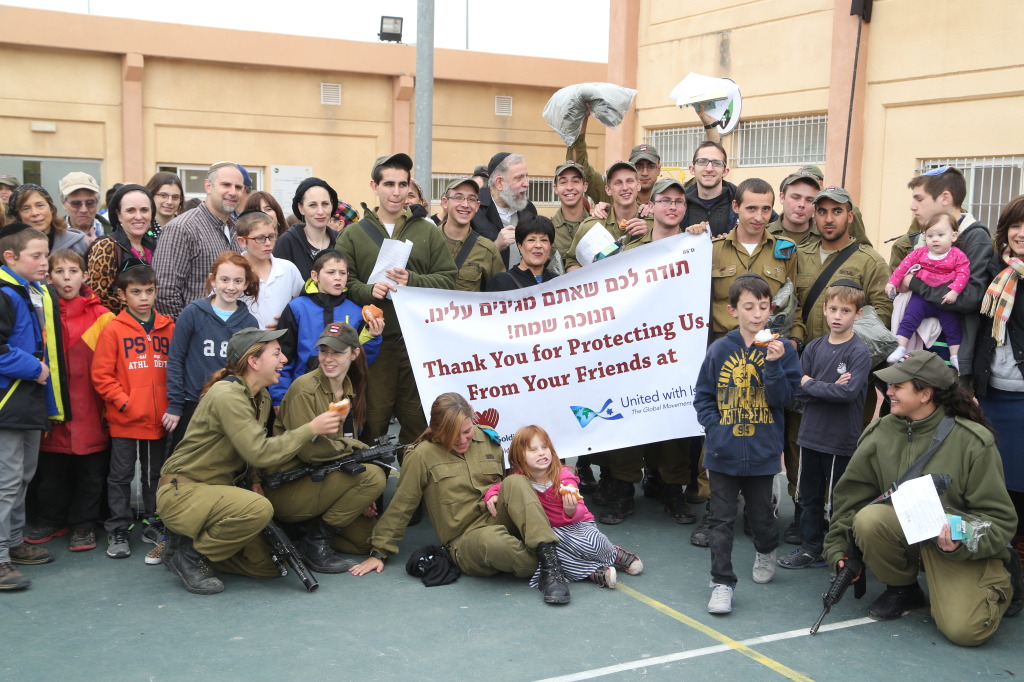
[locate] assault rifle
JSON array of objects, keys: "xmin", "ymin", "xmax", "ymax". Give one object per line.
[
  {"xmin": 810, "ymin": 540, "xmax": 865, "ymax": 635},
  {"xmin": 262, "ymin": 435, "xmax": 406, "ymax": 490},
  {"xmin": 263, "ymin": 519, "xmax": 319, "ymax": 593}
]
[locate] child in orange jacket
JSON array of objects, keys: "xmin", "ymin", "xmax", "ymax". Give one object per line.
[{"xmin": 91, "ymin": 264, "xmax": 174, "ymax": 561}]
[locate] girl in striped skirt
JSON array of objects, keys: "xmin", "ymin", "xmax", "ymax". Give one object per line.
[{"xmin": 484, "ymin": 425, "xmax": 643, "ymax": 588}]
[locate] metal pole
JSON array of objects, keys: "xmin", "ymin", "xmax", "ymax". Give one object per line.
[{"xmin": 414, "ymin": 0, "xmax": 435, "ymax": 203}]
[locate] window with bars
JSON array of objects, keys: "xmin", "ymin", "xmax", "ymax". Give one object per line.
[
  {"xmin": 157, "ymin": 164, "xmax": 263, "ymax": 201},
  {"xmin": 917, "ymin": 157, "xmax": 1024, "ymax": 229},
  {"xmin": 431, "ymin": 173, "xmax": 557, "ymax": 206},
  {"xmin": 643, "ymin": 127, "xmax": 706, "ymax": 169},
  {"xmin": 734, "ymin": 115, "xmax": 827, "ymax": 167}
]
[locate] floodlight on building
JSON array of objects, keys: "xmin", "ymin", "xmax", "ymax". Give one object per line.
[{"xmin": 379, "ymin": 16, "xmax": 403, "ymax": 43}]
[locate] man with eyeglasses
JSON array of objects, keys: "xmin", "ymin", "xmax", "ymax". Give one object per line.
[
  {"xmin": 60, "ymin": 172, "xmax": 110, "ymax": 247},
  {"xmin": 888, "ymin": 166, "xmax": 992, "ymax": 392},
  {"xmin": 683, "ymin": 142, "xmax": 739, "ymax": 237},
  {"xmin": 234, "ymin": 209, "xmax": 303, "ymax": 330},
  {"xmin": 471, "ymin": 152, "xmax": 537, "ymax": 269},
  {"xmin": 153, "ymin": 161, "xmax": 245, "ymax": 319},
  {"xmin": 439, "ymin": 178, "xmax": 503, "ymax": 292}
]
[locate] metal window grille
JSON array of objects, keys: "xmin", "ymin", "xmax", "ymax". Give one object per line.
[
  {"xmin": 735, "ymin": 115, "xmax": 827, "ymax": 167},
  {"xmin": 916, "ymin": 157, "xmax": 1024, "ymax": 229},
  {"xmin": 494, "ymin": 95, "xmax": 513, "ymax": 116},
  {"xmin": 643, "ymin": 126, "xmax": 706, "ymax": 169},
  {"xmin": 431, "ymin": 173, "xmax": 557, "ymax": 207},
  {"xmin": 320, "ymin": 83, "xmax": 342, "ymax": 105}
]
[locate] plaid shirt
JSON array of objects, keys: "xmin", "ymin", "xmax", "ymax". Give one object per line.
[{"xmin": 153, "ymin": 202, "xmax": 241, "ymax": 319}]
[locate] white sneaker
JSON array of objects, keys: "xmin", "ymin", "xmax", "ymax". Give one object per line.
[
  {"xmin": 886, "ymin": 346, "xmax": 907, "ymax": 364},
  {"xmin": 708, "ymin": 583, "xmax": 734, "ymax": 614},
  {"xmin": 753, "ymin": 550, "xmax": 777, "ymax": 584}
]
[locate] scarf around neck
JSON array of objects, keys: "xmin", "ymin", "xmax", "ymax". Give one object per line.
[{"xmin": 981, "ymin": 247, "xmax": 1024, "ymax": 345}]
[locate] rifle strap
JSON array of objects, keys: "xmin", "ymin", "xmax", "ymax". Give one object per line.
[
  {"xmin": 359, "ymin": 218, "xmax": 386, "ymax": 248},
  {"xmin": 870, "ymin": 415, "xmax": 955, "ymax": 504},
  {"xmin": 802, "ymin": 242, "xmax": 859, "ymax": 323}
]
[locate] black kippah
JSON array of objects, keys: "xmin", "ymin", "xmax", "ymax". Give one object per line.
[
  {"xmin": 236, "ymin": 208, "xmax": 269, "ymax": 220},
  {"xmin": 830, "ymin": 278, "xmax": 863, "ymax": 290},
  {"xmin": 735, "ymin": 273, "xmax": 766, "ymax": 282},
  {"xmin": 0, "ymin": 221, "xmax": 34, "ymax": 240}
]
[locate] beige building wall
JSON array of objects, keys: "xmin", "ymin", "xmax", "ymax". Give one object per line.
[
  {"xmin": 0, "ymin": 6, "xmax": 606, "ymax": 212},
  {"xmin": 630, "ymin": 0, "xmax": 1024, "ymax": 257}
]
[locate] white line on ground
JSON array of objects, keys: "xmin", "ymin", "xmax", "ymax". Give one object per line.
[{"xmin": 533, "ymin": 617, "xmax": 877, "ymax": 681}]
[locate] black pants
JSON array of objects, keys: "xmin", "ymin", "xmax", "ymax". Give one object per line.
[
  {"xmin": 104, "ymin": 437, "xmax": 167, "ymax": 533},
  {"xmin": 797, "ymin": 447, "xmax": 850, "ymax": 555},
  {"xmin": 168, "ymin": 400, "xmax": 198, "ymax": 454},
  {"xmin": 36, "ymin": 449, "xmax": 109, "ymax": 530},
  {"xmin": 708, "ymin": 470, "xmax": 778, "ymax": 587}
]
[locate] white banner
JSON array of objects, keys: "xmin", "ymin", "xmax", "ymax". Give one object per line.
[{"xmin": 393, "ymin": 232, "xmax": 711, "ymax": 455}]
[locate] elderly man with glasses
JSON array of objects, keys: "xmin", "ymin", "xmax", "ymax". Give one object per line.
[{"xmin": 60, "ymin": 172, "xmax": 111, "ymax": 246}]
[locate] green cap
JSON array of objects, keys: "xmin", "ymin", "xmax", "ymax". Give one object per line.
[
  {"xmin": 874, "ymin": 350, "xmax": 956, "ymax": 389},
  {"xmin": 0, "ymin": 174, "xmax": 20, "ymax": 188},
  {"xmin": 444, "ymin": 177, "xmax": 478, "ymax": 195},
  {"xmin": 553, "ymin": 161, "xmax": 586, "ymax": 180},
  {"xmin": 629, "ymin": 143, "xmax": 660, "ymax": 165},
  {"xmin": 814, "ymin": 186, "xmax": 853, "ymax": 207},
  {"xmin": 780, "ymin": 171, "xmax": 821, "ymax": 193},
  {"xmin": 372, "ymin": 153, "xmax": 413, "ymax": 178},
  {"xmin": 605, "ymin": 160, "xmax": 637, "ymax": 180},
  {"xmin": 798, "ymin": 165, "xmax": 825, "ymax": 182},
  {"xmin": 226, "ymin": 327, "xmax": 287, "ymax": 365},
  {"xmin": 316, "ymin": 322, "xmax": 359, "ymax": 352},
  {"xmin": 651, "ymin": 178, "xmax": 686, "ymax": 199}
]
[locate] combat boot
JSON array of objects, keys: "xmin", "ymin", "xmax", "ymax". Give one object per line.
[
  {"xmin": 162, "ymin": 531, "xmax": 180, "ymax": 572},
  {"xmin": 690, "ymin": 502, "xmax": 711, "ymax": 547},
  {"xmin": 297, "ymin": 519, "xmax": 354, "ymax": 573},
  {"xmin": 664, "ymin": 484, "xmax": 696, "ymax": 524},
  {"xmin": 641, "ymin": 469, "xmax": 665, "ymax": 500},
  {"xmin": 598, "ymin": 479, "xmax": 636, "ymax": 525},
  {"xmin": 166, "ymin": 534, "xmax": 224, "ymax": 595},
  {"xmin": 535, "ymin": 541, "xmax": 570, "ymax": 605},
  {"xmin": 1006, "ymin": 547, "xmax": 1023, "ymax": 618},
  {"xmin": 577, "ymin": 458, "xmax": 597, "ymax": 494}
]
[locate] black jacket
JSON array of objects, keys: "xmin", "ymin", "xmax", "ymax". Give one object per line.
[
  {"xmin": 485, "ymin": 265, "xmax": 558, "ymax": 291},
  {"xmin": 683, "ymin": 180, "xmax": 739, "ymax": 237},
  {"xmin": 470, "ymin": 186, "xmax": 537, "ymax": 267}
]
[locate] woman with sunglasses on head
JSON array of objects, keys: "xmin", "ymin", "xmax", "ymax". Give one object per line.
[{"xmin": 86, "ymin": 184, "xmax": 158, "ymax": 314}]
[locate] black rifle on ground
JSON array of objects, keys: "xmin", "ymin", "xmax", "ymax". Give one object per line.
[
  {"xmin": 263, "ymin": 519, "xmax": 319, "ymax": 593},
  {"xmin": 261, "ymin": 435, "xmax": 406, "ymax": 490},
  {"xmin": 810, "ymin": 539, "xmax": 865, "ymax": 635}
]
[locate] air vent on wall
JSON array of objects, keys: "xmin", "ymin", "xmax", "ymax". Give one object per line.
[
  {"xmin": 321, "ymin": 83, "xmax": 342, "ymax": 106},
  {"xmin": 495, "ymin": 95, "xmax": 512, "ymax": 116}
]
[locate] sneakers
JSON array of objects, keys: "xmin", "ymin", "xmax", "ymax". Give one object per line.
[
  {"xmin": 10, "ymin": 543, "xmax": 53, "ymax": 565},
  {"xmin": 777, "ymin": 548, "xmax": 827, "ymax": 569},
  {"xmin": 868, "ymin": 583, "xmax": 926, "ymax": 620},
  {"xmin": 753, "ymin": 550, "xmax": 777, "ymax": 584},
  {"xmin": 887, "ymin": 345, "xmax": 907, "ymax": 364},
  {"xmin": 612, "ymin": 546, "xmax": 644, "ymax": 575},
  {"xmin": 708, "ymin": 583, "xmax": 734, "ymax": 614},
  {"xmin": 69, "ymin": 529, "xmax": 97, "ymax": 552},
  {"xmin": 589, "ymin": 565, "xmax": 617, "ymax": 589},
  {"xmin": 690, "ymin": 504, "xmax": 711, "ymax": 547},
  {"xmin": 141, "ymin": 518, "xmax": 164, "ymax": 545},
  {"xmin": 24, "ymin": 525, "xmax": 69, "ymax": 544},
  {"xmin": 0, "ymin": 562, "xmax": 30, "ymax": 591},
  {"xmin": 106, "ymin": 529, "xmax": 131, "ymax": 559},
  {"xmin": 145, "ymin": 541, "xmax": 166, "ymax": 566}
]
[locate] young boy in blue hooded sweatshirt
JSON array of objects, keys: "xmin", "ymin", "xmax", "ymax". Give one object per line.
[
  {"xmin": 0, "ymin": 223, "xmax": 68, "ymax": 590},
  {"xmin": 165, "ymin": 251, "xmax": 258, "ymax": 449},
  {"xmin": 269, "ymin": 250, "xmax": 382, "ymax": 406},
  {"xmin": 694, "ymin": 274, "xmax": 801, "ymax": 615}
]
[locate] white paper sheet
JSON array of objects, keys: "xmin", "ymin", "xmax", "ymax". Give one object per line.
[
  {"xmin": 574, "ymin": 225, "xmax": 617, "ymax": 267},
  {"xmin": 368, "ymin": 239, "xmax": 413, "ymax": 300},
  {"xmin": 890, "ymin": 475, "xmax": 948, "ymax": 545}
]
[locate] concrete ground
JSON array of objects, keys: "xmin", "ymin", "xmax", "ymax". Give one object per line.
[{"xmin": 3, "ymin": 469, "xmax": 1022, "ymax": 682}]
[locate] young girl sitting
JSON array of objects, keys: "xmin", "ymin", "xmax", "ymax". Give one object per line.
[
  {"xmin": 886, "ymin": 213, "xmax": 971, "ymax": 370},
  {"xmin": 165, "ymin": 251, "xmax": 259, "ymax": 449},
  {"xmin": 484, "ymin": 425, "xmax": 643, "ymax": 588}
]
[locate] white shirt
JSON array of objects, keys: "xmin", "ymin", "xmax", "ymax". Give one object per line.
[{"xmin": 241, "ymin": 255, "xmax": 305, "ymax": 329}]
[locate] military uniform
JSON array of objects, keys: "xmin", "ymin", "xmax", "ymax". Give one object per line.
[
  {"xmin": 268, "ymin": 369, "xmax": 386, "ymax": 554},
  {"xmin": 368, "ymin": 427, "xmax": 558, "ymax": 577},
  {"xmin": 767, "ymin": 219, "xmax": 820, "ymax": 248},
  {"xmin": 440, "ymin": 221, "xmax": 505, "ymax": 293},
  {"xmin": 157, "ymin": 378, "xmax": 315, "ymax": 577},
  {"xmin": 551, "ymin": 207, "xmax": 589, "ymax": 265},
  {"xmin": 567, "ymin": 133, "xmax": 612, "ymax": 207},
  {"xmin": 709, "ymin": 229, "xmax": 806, "ymax": 341},
  {"xmin": 565, "ymin": 209, "xmax": 654, "ymax": 270}
]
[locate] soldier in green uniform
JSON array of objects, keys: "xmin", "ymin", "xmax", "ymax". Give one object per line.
[
  {"xmin": 767, "ymin": 171, "xmax": 822, "ymax": 247},
  {"xmin": 438, "ymin": 177, "xmax": 504, "ymax": 292},
  {"xmin": 349, "ymin": 392, "xmax": 571, "ymax": 604},
  {"xmin": 157, "ymin": 328, "xmax": 344, "ymax": 594},
  {"xmin": 565, "ymin": 161, "xmax": 652, "ymax": 271},
  {"xmin": 550, "ymin": 161, "xmax": 590, "ymax": 269}
]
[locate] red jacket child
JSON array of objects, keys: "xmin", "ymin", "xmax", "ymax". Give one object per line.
[
  {"xmin": 42, "ymin": 284, "xmax": 115, "ymax": 455},
  {"xmin": 91, "ymin": 309, "xmax": 175, "ymax": 440}
]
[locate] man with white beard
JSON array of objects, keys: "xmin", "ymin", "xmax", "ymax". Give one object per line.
[{"xmin": 471, "ymin": 152, "xmax": 538, "ymax": 267}]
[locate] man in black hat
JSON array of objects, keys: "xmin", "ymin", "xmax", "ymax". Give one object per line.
[{"xmin": 471, "ymin": 152, "xmax": 537, "ymax": 268}]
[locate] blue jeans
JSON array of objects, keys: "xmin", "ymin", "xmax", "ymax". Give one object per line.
[{"xmin": 797, "ymin": 447, "xmax": 850, "ymax": 555}]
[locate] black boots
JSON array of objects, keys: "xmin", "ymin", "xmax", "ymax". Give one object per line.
[
  {"xmin": 664, "ymin": 484, "xmax": 696, "ymax": 524},
  {"xmin": 690, "ymin": 503, "xmax": 711, "ymax": 547},
  {"xmin": 1006, "ymin": 548, "xmax": 1023, "ymax": 618},
  {"xmin": 166, "ymin": 534, "xmax": 224, "ymax": 595},
  {"xmin": 784, "ymin": 501, "xmax": 802, "ymax": 545},
  {"xmin": 641, "ymin": 469, "xmax": 665, "ymax": 500},
  {"xmin": 868, "ymin": 583, "xmax": 926, "ymax": 620},
  {"xmin": 535, "ymin": 541, "xmax": 570, "ymax": 604},
  {"xmin": 297, "ymin": 519, "xmax": 354, "ymax": 574},
  {"xmin": 598, "ymin": 479, "xmax": 636, "ymax": 524}
]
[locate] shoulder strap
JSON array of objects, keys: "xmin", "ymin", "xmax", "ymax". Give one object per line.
[
  {"xmin": 870, "ymin": 415, "xmax": 955, "ymax": 504},
  {"xmin": 801, "ymin": 242, "xmax": 860, "ymax": 323},
  {"xmin": 359, "ymin": 218, "xmax": 385, "ymax": 248},
  {"xmin": 453, "ymin": 231, "xmax": 480, "ymax": 270}
]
